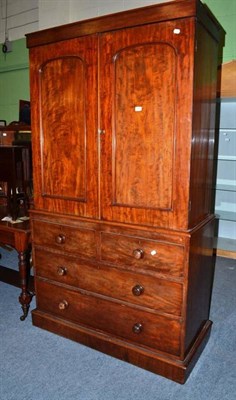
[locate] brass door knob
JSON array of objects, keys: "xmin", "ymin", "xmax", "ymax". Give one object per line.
[
  {"xmin": 132, "ymin": 323, "xmax": 143, "ymax": 334},
  {"xmin": 57, "ymin": 266, "xmax": 67, "ymax": 276},
  {"xmin": 55, "ymin": 234, "xmax": 66, "ymax": 244},
  {"xmin": 58, "ymin": 300, "xmax": 68, "ymax": 310},
  {"xmin": 132, "ymin": 285, "xmax": 144, "ymax": 296},
  {"xmin": 133, "ymin": 249, "xmax": 144, "ymax": 259}
]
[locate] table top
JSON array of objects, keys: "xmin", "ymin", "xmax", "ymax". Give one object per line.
[
  {"xmin": 0, "ymin": 145, "xmax": 28, "ymax": 148},
  {"xmin": 0, "ymin": 206, "xmax": 30, "ymax": 233}
]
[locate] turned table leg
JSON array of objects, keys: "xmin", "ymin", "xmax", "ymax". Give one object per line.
[{"xmin": 18, "ymin": 249, "xmax": 33, "ymax": 321}]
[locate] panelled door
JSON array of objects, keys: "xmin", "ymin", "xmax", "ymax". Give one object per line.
[
  {"xmin": 30, "ymin": 35, "xmax": 98, "ymax": 218},
  {"xmin": 99, "ymin": 19, "xmax": 194, "ymax": 229}
]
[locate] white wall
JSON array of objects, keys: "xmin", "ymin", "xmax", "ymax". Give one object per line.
[
  {"xmin": 0, "ymin": 0, "xmax": 171, "ymax": 42},
  {"xmin": 0, "ymin": 0, "xmax": 38, "ymax": 42},
  {"xmin": 67, "ymin": 0, "xmax": 170, "ymax": 27},
  {"xmin": 63, "ymin": 0, "xmax": 170, "ymax": 29}
]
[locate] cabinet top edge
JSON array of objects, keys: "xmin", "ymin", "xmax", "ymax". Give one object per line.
[{"xmin": 26, "ymin": 0, "xmax": 225, "ymax": 48}]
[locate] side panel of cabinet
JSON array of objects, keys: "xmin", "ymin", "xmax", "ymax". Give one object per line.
[
  {"xmin": 29, "ymin": 35, "xmax": 98, "ymax": 217},
  {"xmin": 184, "ymin": 218, "xmax": 215, "ymax": 355},
  {"xmin": 100, "ymin": 19, "xmax": 195, "ymax": 229},
  {"xmin": 189, "ymin": 23, "xmax": 219, "ymax": 228}
]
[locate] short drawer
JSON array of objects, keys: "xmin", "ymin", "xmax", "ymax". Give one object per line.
[
  {"xmin": 36, "ymin": 279, "xmax": 181, "ymax": 356},
  {"xmin": 34, "ymin": 248, "xmax": 183, "ymax": 316},
  {"xmin": 101, "ymin": 232, "xmax": 184, "ymax": 277},
  {"xmin": 32, "ymin": 219, "xmax": 96, "ymax": 258}
]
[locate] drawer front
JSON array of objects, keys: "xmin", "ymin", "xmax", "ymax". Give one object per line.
[
  {"xmin": 101, "ymin": 233, "xmax": 184, "ymax": 277},
  {"xmin": 32, "ymin": 220, "xmax": 96, "ymax": 258},
  {"xmin": 36, "ymin": 280, "xmax": 181, "ymax": 355},
  {"xmin": 34, "ymin": 248, "xmax": 183, "ymax": 316}
]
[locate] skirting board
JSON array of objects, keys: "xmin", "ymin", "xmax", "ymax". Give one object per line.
[
  {"xmin": 0, "ymin": 265, "xmax": 34, "ymax": 291},
  {"xmin": 217, "ymin": 249, "xmax": 236, "ymax": 260}
]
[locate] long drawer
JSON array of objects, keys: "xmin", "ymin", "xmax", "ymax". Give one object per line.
[
  {"xmin": 101, "ymin": 232, "xmax": 185, "ymax": 277},
  {"xmin": 34, "ymin": 248, "xmax": 183, "ymax": 316},
  {"xmin": 36, "ymin": 279, "xmax": 181, "ymax": 356},
  {"xmin": 32, "ymin": 219, "xmax": 96, "ymax": 259}
]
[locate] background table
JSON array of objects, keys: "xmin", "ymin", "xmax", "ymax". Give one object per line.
[{"xmin": 0, "ymin": 210, "xmax": 33, "ymax": 320}]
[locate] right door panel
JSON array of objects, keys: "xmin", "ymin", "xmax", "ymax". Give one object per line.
[{"xmin": 100, "ymin": 19, "xmax": 194, "ymax": 229}]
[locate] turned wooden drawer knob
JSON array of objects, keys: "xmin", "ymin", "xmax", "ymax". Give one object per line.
[
  {"xmin": 58, "ymin": 300, "xmax": 68, "ymax": 310},
  {"xmin": 55, "ymin": 234, "xmax": 66, "ymax": 244},
  {"xmin": 132, "ymin": 323, "xmax": 143, "ymax": 334},
  {"xmin": 57, "ymin": 266, "xmax": 67, "ymax": 276},
  {"xmin": 133, "ymin": 249, "xmax": 144, "ymax": 259},
  {"xmin": 132, "ymin": 284, "xmax": 144, "ymax": 296}
]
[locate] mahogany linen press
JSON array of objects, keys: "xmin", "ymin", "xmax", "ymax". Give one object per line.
[{"xmin": 26, "ymin": 0, "xmax": 225, "ymax": 383}]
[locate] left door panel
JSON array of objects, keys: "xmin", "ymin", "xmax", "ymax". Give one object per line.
[{"xmin": 29, "ymin": 35, "xmax": 98, "ymax": 218}]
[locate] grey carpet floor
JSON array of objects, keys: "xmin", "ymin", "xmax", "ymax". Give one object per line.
[{"xmin": 0, "ymin": 249, "xmax": 235, "ymax": 400}]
